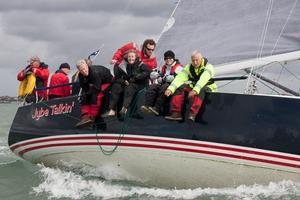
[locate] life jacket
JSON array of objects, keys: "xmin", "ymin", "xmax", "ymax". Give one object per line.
[
  {"xmin": 17, "ymin": 63, "xmax": 49, "ymax": 98},
  {"xmin": 18, "ymin": 73, "xmax": 36, "ymax": 97},
  {"xmin": 188, "ymin": 57, "xmax": 214, "ymax": 86},
  {"xmin": 161, "ymin": 59, "xmax": 182, "ymax": 76}
]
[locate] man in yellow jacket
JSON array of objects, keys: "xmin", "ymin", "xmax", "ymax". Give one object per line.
[{"xmin": 164, "ymin": 50, "xmax": 217, "ymax": 122}]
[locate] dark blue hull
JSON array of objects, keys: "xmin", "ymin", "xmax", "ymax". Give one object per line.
[{"xmin": 8, "ymin": 92, "xmax": 300, "ymax": 155}]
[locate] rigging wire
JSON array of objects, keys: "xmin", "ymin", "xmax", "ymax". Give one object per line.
[
  {"xmin": 270, "ymin": 0, "xmax": 298, "ymax": 55},
  {"xmin": 258, "ymin": 0, "xmax": 274, "ymax": 58},
  {"xmin": 251, "ymin": 76, "xmax": 282, "ymax": 95},
  {"xmin": 246, "ymin": 0, "xmax": 274, "ymax": 94},
  {"xmin": 156, "ymin": 0, "xmax": 181, "ymax": 44},
  {"xmin": 267, "ymin": 0, "xmax": 299, "ymax": 94},
  {"xmin": 219, "ymin": 60, "xmax": 300, "ymax": 96},
  {"xmin": 245, "ymin": 0, "xmax": 299, "ymax": 95},
  {"xmin": 270, "ymin": 63, "xmax": 285, "ymax": 95},
  {"xmin": 155, "ymin": 0, "xmax": 182, "ymax": 71}
]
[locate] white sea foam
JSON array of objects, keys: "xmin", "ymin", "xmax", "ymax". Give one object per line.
[
  {"xmin": 33, "ymin": 165, "xmax": 300, "ymax": 200},
  {"xmin": 0, "ymin": 144, "xmax": 10, "ymax": 157},
  {"xmin": 58, "ymin": 160, "xmax": 141, "ymax": 181},
  {"xmin": 0, "ymin": 137, "xmax": 13, "ymax": 157},
  {"xmin": 0, "ymin": 160, "xmax": 17, "ymax": 166},
  {"xmin": 0, "ymin": 139, "xmax": 19, "ymax": 164}
]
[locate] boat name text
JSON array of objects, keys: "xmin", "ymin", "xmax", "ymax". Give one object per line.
[{"xmin": 32, "ymin": 102, "xmax": 75, "ymax": 120}]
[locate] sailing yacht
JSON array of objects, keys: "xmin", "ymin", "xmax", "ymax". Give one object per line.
[{"xmin": 8, "ymin": 0, "xmax": 300, "ymax": 188}]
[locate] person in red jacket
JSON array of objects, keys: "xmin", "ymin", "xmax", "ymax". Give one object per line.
[
  {"xmin": 110, "ymin": 39, "xmax": 158, "ymax": 70},
  {"xmin": 48, "ymin": 63, "xmax": 71, "ymax": 100},
  {"xmin": 17, "ymin": 56, "xmax": 50, "ymax": 102}
]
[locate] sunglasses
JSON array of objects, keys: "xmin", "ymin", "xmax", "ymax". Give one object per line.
[{"xmin": 146, "ymin": 47, "xmax": 155, "ymax": 51}]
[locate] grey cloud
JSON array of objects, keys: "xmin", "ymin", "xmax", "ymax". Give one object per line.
[
  {"xmin": 0, "ymin": 1, "xmax": 176, "ymax": 95},
  {"xmin": 0, "ymin": 0, "xmax": 174, "ymax": 17}
]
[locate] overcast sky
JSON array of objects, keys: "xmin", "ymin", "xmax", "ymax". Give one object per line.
[{"xmin": 0, "ymin": 0, "xmax": 177, "ymax": 96}]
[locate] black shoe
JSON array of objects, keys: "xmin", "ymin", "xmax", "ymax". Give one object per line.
[
  {"xmin": 165, "ymin": 112, "xmax": 183, "ymax": 121},
  {"xmin": 148, "ymin": 107, "xmax": 159, "ymax": 116},
  {"xmin": 76, "ymin": 117, "xmax": 93, "ymax": 128}
]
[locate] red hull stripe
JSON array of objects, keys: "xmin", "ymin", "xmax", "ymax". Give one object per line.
[
  {"xmin": 17, "ymin": 142, "xmax": 300, "ymax": 169},
  {"xmin": 10, "ymin": 135, "xmax": 300, "ymax": 162}
]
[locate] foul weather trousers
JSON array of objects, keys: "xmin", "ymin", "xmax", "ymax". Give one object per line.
[
  {"xmin": 170, "ymin": 85, "xmax": 211, "ymax": 114},
  {"xmin": 81, "ymin": 83, "xmax": 110, "ymax": 117}
]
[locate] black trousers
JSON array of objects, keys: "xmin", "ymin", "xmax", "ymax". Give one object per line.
[
  {"xmin": 145, "ymin": 82, "xmax": 169, "ymax": 110},
  {"xmin": 109, "ymin": 82, "xmax": 145, "ymax": 110}
]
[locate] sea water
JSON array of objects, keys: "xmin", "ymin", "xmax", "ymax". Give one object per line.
[{"xmin": 1, "ymin": 103, "xmax": 300, "ymax": 200}]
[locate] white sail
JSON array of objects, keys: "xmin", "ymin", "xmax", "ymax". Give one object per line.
[
  {"xmin": 156, "ymin": 0, "xmax": 300, "ymax": 95},
  {"xmin": 156, "ymin": 0, "xmax": 300, "ymax": 67}
]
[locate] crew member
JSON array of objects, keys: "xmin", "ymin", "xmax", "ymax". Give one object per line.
[
  {"xmin": 141, "ymin": 50, "xmax": 183, "ymax": 115},
  {"xmin": 75, "ymin": 59, "xmax": 113, "ymax": 128},
  {"xmin": 17, "ymin": 56, "xmax": 50, "ymax": 102},
  {"xmin": 48, "ymin": 63, "xmax": 71, "ymax": 99},
  {"xmin": 164, "ymin": 50, "xmax": 217, "ymax": 122},
  {"xmin": 103, "ymin": 50, "xmax": 151, "ymax": 118},
  {"xmin": 110, "ymin": 39, "xmax": 157, "ymax": 70}
]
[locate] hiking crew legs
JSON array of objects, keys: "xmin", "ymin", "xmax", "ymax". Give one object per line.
[
  {"xmin": 109, "ymin": 82, "xmax": 124, "ymax": 110},
  {"xmin": 81, "ymin": 83, "xmax": 111, "ymax": 117},
  {"xmin": 109, "ymin": 82, "xmax": 145, "ymax": 110},
  {"xmin": 81, "ymin": 92, "xmax": 104, "ymax": 117},
  {"xmin": 154, "ymin": 83, "xmax": 169, "ymax": 109},
  {"xmin": 170, "ymin": 85, "xmax": 210, "ymax": 115},
  {"xmin": 145, "ymin": 84, "xmax": 160, "ymax": 106},
  {"xmin": 123, "ymin": 82, "xmax": 145, "ymax": 108}
]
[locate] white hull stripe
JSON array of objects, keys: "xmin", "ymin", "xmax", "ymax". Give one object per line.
[{"xmin": 10, "ymin": 134, "xmax": 300, "ymax": 169}]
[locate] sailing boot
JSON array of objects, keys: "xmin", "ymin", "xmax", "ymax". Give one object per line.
[
  {"xmin": 75, "ymin": 115, "xmax": 93, "ymax": 128},
  {"xmin": 165, "ymin": 112, "xmax": 182, "ymax": 121}
]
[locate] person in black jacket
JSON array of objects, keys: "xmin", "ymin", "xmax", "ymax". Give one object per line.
[
  {"xmin": 75, "ymin": 59, "xmax": 113, "ymax": 128},
  {"xmin": 72, "ymin": 58, "xmax": 92, "ymax": 95},
  {"xmin": 102, "ymin": 50, "xmax": 151, "ymax": 118}
]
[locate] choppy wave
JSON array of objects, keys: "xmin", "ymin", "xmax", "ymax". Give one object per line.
[
  {"xmin": 0, "ymin": 138, "xmax": 11, "ymax": 157},
  {"xmin": 32, "ymin": 165, "xmax": 300, "ymax": 200},
  {"xmin": 0, "ymin": 145, "xmax": 8, "ymax": 155},
  {"xmin": 0, "ymin": 138, "xmax": 18, "ymax": 165}
]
